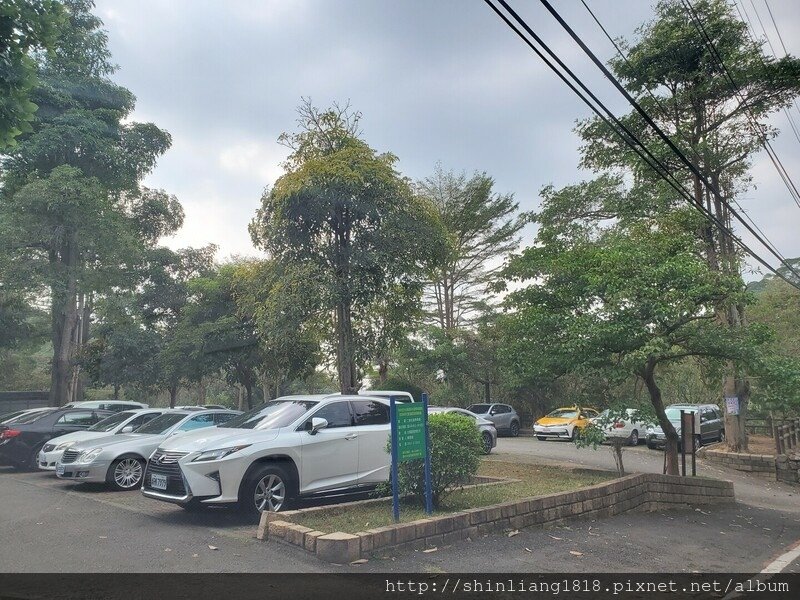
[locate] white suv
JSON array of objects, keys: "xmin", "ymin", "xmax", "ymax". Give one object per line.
[{"xmin": 141, "ymin": 394, "xmax": 391, "ymax": 516}]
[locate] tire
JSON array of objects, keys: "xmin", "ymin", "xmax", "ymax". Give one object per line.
[
  {"xmin": 20, "ymin": 444, "xmax": 44, "ymax": 471},
  {"xmin": 509, "ymin": 421, "xmax": 520, "ymax": 437},
  {"xmin": 569, "ymin": 427, "xmax": 577, "ymax": 442},
  {"xmin": 646, "ymin": 440, "xmax": 656, "ymax": 450},
  {"xmin": 537, "ymin": 436, "xmax": 547, "ymax": 441},
  {"xmin": 693, "ymin": 435, "xmax": 701, "ymax": 453},
  {"xmin": 628, "ymin": 430, "xmax": 639, "ymax": 446},
  {"xmin": 239, "ymin": 464, "xmax": 294, "ymax": 518},
  {"xmin": 482, "ymin": 431, "xmax": 493, "ymax": 455},
  {"xmin": 106, "ymin": 456, "xmax": 145, "ymax": 491}
]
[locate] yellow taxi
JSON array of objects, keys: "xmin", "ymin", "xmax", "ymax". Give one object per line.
[{"xmin": 533, "ymin": 406, "xmax": 599, "ymax": 441}]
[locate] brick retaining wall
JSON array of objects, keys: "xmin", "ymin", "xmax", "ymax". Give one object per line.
[
  {"xmin": 699, "ymin": 447, "xmax": 777, "ymax": 479},
  {"xmin": 257, "ymin": 473, "xmax": 734, "ymax": 563}
]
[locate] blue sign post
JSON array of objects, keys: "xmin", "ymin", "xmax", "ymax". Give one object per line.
[{"xmin": 390, "ymin": 393, "xmax": 433, "ymax": 522}]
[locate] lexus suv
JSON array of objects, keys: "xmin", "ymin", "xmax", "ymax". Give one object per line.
[{"xmin": 141, "ymin": 394, "xmax": 392, "ymax": 517}]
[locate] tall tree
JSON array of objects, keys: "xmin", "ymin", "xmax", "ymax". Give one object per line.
[
  {"xmin": 250, "ymin": 100, "xmax": 444, "ymax": 393},
  {"xmin": 0, "ymin": 0, "xmax": 182, "ymax": 405},
  {"xmin": 417, "ymin": 165, "xmax": 527, "ymax": 333},
  {"xmin": 501, "ymin": 181, "xmax": 763, "ymax": 474},
  {"xmin": 577, "ymin": 0, "xmax": 800, "ymax": 450}
]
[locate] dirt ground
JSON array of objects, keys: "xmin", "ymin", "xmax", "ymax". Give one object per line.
[{"xmin": 744, "ymin": 434, "xmax": 779, "ymax": 455}]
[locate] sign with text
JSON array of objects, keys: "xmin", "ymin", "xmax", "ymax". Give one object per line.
[
  {"xmin": 395, "ymin": 403, "xmax": 426, "ymax": 462},
  {"xmin": 725, "ymin": 396, "xmax": 740, "ymax": 416}
]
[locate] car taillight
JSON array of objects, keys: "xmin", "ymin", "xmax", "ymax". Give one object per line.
[
  {"xmin": 0, "ymin": 429, "xmax": 21, "ymax": 439},
  {"xmin": 613, "ymin": 421, "xmax": 625, "ymax": 429}
]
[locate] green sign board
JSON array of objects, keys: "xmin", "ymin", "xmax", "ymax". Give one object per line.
[{"xmin": 396, "ymin": 402, "xmax": 426, "ymax": 462}]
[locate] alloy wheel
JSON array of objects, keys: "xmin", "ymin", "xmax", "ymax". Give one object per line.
[
  {"xmin": 114, "ymin": 458, "xmax": 143, "ymax": 489},
  {"xmin": 254, "ymin": 474, "xmax": 286, "ymax": 512}
]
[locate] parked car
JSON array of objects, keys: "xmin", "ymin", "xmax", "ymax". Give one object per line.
[
  {"xmin": 55, "ymin": 409, "xmax": 240, "ymax": 490},
  {"xmin": 466, "ymin": 403, "xmax": 521, "ymax": 437},
  {"xmin": 592, "ymin": 408, "xmax": 649, "ymax": 446},
  {"xmin": 428, "ymin": 406, "xmax": 497, "ymax": 454},
  {"xmin": 533, "ymin": 407, "xmax": 599, "ymax": 441},
  {"xmin": 38, "ymin": 409, "xmax": 166, "ymax": 470},
  {"xmin": 646, "ymin": 404, "xmax": 725, "ymax": 451},
  {"xmin": 0, "ymin": 408, "xmax": 114, "ymax": 470},
  {"xmin": 142, "ymin": 394, "xmax": 392, "ymax": 516},
  {"xmin": 62, "ymin": 400, "xmax": 149, "ymax": 412},
  {"xmin": 360, "ymin": 391, "xmax": 415, "ymax": 404},
  {"xmin": 1, "ymin": 407, "xmax": 56, "ymax": 426}
]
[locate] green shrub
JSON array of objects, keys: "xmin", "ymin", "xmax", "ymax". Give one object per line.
[{"xmin": 388, "ymin": 412, "xmax": 484, "ymax": 508}]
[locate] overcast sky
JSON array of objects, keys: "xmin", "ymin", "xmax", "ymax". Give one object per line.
[{"xmin": 93, "ymin": 0, "xmax": 800, "ymax": 279}]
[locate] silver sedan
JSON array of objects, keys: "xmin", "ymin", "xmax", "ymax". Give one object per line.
[{"xmin": 428, "ymin": 406, "xmax": 498, "ymax": 454}]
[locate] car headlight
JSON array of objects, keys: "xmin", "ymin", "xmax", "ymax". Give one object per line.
[
  {"xmin": 192, "ymin": 445, "xmax": 251, "ymax": 462},
  {"xmin": 78, "ymin": 448, "xmax": 102, "ymax": 464},
  {"xmin": 55, "ymin": 441, "xmax": 76, "ymax": 451}
]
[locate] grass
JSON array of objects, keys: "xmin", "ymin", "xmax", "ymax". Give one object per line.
[{"xmin": 292, "ymin": 460, "xmax": 615, "ymax": 534}]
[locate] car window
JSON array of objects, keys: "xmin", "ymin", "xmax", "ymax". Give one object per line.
[
  {"xmin": 213, "ymin": 412, "xmax": 236, "ymax": 425},
  {"xmin": 352, "ymin": 400, "xmax": 389, "ymax": 426},
  {"xmin": 7, "ymin": 409, "xmax": 57, "ymax": 424},
  {"xmin": 221, "ymin": 400, "xmax": 317, "ymax": 430},
  {"xmin": 178, "ymin": 413, "xmax": 215, "ymax": 431},
  {"xmin": 308, "ymin": 401, "xmax": 353, "ymax": 429},
  {"xmin": 449, "ymin": 408, "xmax": 478, "ymax": 422},
  {"xmin": 582, "ymin": 409, "xmax": 599, "ymax": 418},
  {"xmin": 547, "ymin": 409, "xmax": 579, "ymax": 419},
  {"xmin": 135, "ymin": 413, "xmax": 187, "ymax": 434},
  {"xmin": 467, "ymin": 404, "xmax": 491, "ymax": 413},
  {"xmin": 87, "ymin": 411, "xmax": 134, "ymax": 432},
  {"xmin": 56, "ymin": 411, "xmax": 95, "ymax": 425}
]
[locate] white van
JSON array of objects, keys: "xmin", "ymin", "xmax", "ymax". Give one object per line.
[{"xmin": 62, "ymin": 400, "xmax": 149, "ymax": 412}]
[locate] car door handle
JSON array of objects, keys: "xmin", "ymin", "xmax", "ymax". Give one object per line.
[{"xmin": 344, "ymin": 433, "xmax": 358, "ymax": 441}]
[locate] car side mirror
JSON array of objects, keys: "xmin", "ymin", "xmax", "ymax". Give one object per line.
[
  {"xmin": 309, "ymin": 417, "xmax": 328, "ymax": 435},
  {"xmin": 120, "ymin": 425, "xmax": 134, "ymax": 434}
]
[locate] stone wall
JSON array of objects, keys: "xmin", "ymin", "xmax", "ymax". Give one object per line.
[
  {"xmin": 257, "ymin": 473, "xmax": 734, "ymax": 563},
  {"xmin": 776, "ymin": 453, "xmax": 800, "ymax": 484},
  {"xmin": 699, "ymin": 448, "xmax": 777, "ymax": 479}
]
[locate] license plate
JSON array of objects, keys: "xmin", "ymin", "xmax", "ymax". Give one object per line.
[
  {"xmin": 150, "ymin": 473, "xmax": 168, "ymax": 490},
  {"xmin": 56, "ymin": 464, "xmax": 65, "ymax": 476}
]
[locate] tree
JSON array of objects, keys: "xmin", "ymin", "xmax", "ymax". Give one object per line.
[
  {"xmin": 0, "ymin": 0, "xmax": 182, "ymax": 405},
  {"xmin": 417, "ymin": 165, "xmax": 527, "ymax": 333},
  {"xmin": 250, "ymin": 100, "xmax": 444, "ymax": 393},
  {"xmin": 501, "ymin": 184, "xmax": 763, "ymax": 474},
  {"xmin": 577, "ymin": 0, "xmax": 800, "ymax": 451},
  {"xmin": 0, "ymin": 0, "xmax": 64, "ymax": 148}
]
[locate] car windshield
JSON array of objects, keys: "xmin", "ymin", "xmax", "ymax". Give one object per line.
[
  {"xmin": 220, "ymin": 400, "xmax": 318, "ymax": 430},
  {"xmin": 665, "ymin": 407, "xmax": 693, "ymax": 421},
  {"xmin": 547, "ymin": 409, "xmax": 579, "ymax": 419},
  {"xmin": 9, "ymin": 409, "xmax": 57, "ymax": 424},
  {"xmin": 88, "ymin": 411, "xmax": 135, "ymax": 432},
  {"xmin": 134, "ymin": 413, "xmax": 187, "ymax": 434},
  {"xmin": 467, "ymin": 404, "xmax": 491, "ymax": 413}
]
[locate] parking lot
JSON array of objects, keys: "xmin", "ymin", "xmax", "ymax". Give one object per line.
[{"xmin": 3, "ymin": 438, "xmax": 800, "ymax": 574}]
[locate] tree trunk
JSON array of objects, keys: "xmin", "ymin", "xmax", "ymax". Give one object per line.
[
  {"xmin": 484, "ymin": 380, "xmax": 491, "ymax": 403},
  {"xmin": 641, "ymin": 358, "xmax": 679, "ymax": 475},
  {"xmin": 49, "ymin": 241, "xmax": 80, "ymax": 407},
  {"xmin": 237, "ymin": 386, "xmax": 245, "ymax": 411},
  {"xmin": 198, "ymin": 377, "xmax": 206, "ymax": 406},
  {"xmin": 610, "ymin": 439, "xmax": 625, "ymax": 476},
  {"xmin": 336, "ymin": 302, "xmax": 358, "ymax": 394},
  {"xmin": 245, "ymin": 383, "xmax": 253, "ymax": 410},
  {"xmin": 169, "ymin": 385, "xmax": 178, "ymax": 409},
  {"xmin": 378, "ymin": 359, "xmax": 388, "ymax": 385},
  {"xmin": 113, "ymin": 384, "xmax": 120, "ymax": 400}
]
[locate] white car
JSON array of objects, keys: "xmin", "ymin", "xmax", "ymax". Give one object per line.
[
  {"xmin": 55, "ymin": 409, "xmax": 239, "ymax": 490},
  {"xmin": 141, "ymin": 394, "xmax": 391, "ymax": 516},
  {"xmin": 63, "ymin": 400, "xmax": 149, "ymax": 412},
  {"xmin": 593, "ymin": 408, "xmax": 649, "ymax": 446},
  {"xmin": 38, "ymin": 409, "xmax": 165, "ymax": 470}
]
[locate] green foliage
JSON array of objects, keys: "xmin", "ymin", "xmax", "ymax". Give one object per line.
[
  {"xmin": 0, "ymin": 0, "xmax": 64, "ymax": 148},
  {"xmin": 370, "ymin": 377, "xmax": 424, "ymax": 402},
  {"xmin": 388, "ymin": 412, "xmax": 483, "ymax": 508}
]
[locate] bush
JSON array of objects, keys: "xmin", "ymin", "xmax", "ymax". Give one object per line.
[{"xmin": 389, "ymin": 412, "xmax": 484, "ymax": 508}]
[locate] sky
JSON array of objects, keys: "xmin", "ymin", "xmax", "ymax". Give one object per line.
[{"xmin": 93, "ymin": 0, "xmax": 800, "ymax": 279}]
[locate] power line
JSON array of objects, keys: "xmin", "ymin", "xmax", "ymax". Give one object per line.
[
  {"xmin": 681, "ymin": 0, "xmax": 800, "ymax": 211},
  {"xmin": 579, "ymin": 0, "xmax": 791, "ymax": 263},
  {"xmin": 534, "ymin": 0, "xmax": 800, "ymax": 283},
  {"xmin": 481, "ymin": 0, "xmax": 800, "ymax": 291},
  {"xmin": 760, "ymin": 0, "xmax": 800, "ymax": 128}
]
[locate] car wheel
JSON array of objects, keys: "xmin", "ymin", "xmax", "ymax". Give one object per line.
[
  {"xmin": 536, "ymin": 436, "xmax": 547, "ymax": 441},
  {"xmin": 509, "ymin": 421, "xmax": 520, "ymax": 437},
  {"xmin": 106, "ymin": 457, "xmax": 144, "ymax": 491},
  {"xmin": 240, "ymin": 464, "xmax": 293, "ymax": 517},
  {"xmin": 646, "ymin": 440, "xmax": 656, "ymax": 450},
  {"xmin": 693, "ymin": 435, "xmax": 701, "ymax": 453},
  {"xmin": 569, "ymin": 427, "xmax": 577, "ymax": 442},
  {"xmin": 629, "ymin": 430, "xmax": 639, "ymax": 446},
  {"xmin": 482, "ymin": 431, "xmax": 493, "ymax": 455}
]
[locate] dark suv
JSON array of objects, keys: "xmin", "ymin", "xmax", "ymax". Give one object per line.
[{"xmin": 646, "ymin": 403, "xmax": 725, "ymax": 450}]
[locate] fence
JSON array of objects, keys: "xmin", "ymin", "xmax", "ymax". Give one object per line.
[
  {"xmin": 745, "ymin": 417, "xmax": 797, "ymax": 437},
  {"xmin": 0, "ymin": 391, "xmax": 51, "ymax": 414},
  {"xmin": 775, "ymin": 418, "xmax": 800, "ymax": 455}
]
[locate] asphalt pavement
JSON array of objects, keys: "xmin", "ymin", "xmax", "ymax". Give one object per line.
[{"xmin": 1, "ymin": 437, "xmax": 798, "ymax": 573}]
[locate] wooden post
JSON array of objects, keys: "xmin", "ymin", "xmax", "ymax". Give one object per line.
[{"xmin": 775, "ymin": 423, "xmax": 782, "ymax": 455}]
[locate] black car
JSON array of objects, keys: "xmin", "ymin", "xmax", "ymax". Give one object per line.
[{"xmin": 0, "ymin": 408, "xmax": 113, "ymax": 470}]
